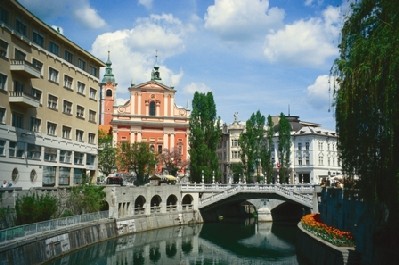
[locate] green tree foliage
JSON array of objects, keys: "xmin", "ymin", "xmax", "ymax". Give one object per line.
[
  {"xmin": 98, "ymin": 128, "xmax": 116, "ymax": 178},
  {"xmin": 277, "ymin": 113, "xmax": 291, "ymax": 183},
  {"xmin": 68, "ymin": 185, "xmax": 106, "ymax": 214},
  {"xmin": 264, "ymin": 115, "xmax": 275, "ymax": 183},
  {"xmin": 332, "ymin": 0, "xmax": 399, "ymax": 254},
  {"xmin": 189, "ymin": 92, "xmax": 221, "ymax": 183},
  {"xmin": 16, "ymin": 193, "xmax": 58, "ymax": 225},
  {"xmin": 116, "ymin": 141, "xmax": 156, "ymax": 185},
  {"xmin": 239, "ymin": 111, "xmax": 267, "ymax": 183}
]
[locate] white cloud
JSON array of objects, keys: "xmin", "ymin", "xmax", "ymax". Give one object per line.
[
  {"xmin": 263, "ymin": 6, "xmax": 341, "ymax": 67},
  {"xmin": 204, "ymin": 0, "xmax": 284, "ymax": 41},
  {"xmin": 182, "ymin": 82, "xmax": 212, "ymax": 95},
  {"xmin": 138, "ymin": 0, "xmax": 153, "ymax": 9},
  {"xmin": 91, "ymin": 14, "xmax": 189, "ymax": 99},
  {"xmin": 307, "ymin": 75, "xmax": 331, "ymax": 109},
  {"xmin": 74, "ymin": 6, "xmax": 106, "ymax": 29}
]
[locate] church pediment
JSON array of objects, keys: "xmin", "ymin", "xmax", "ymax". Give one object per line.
[{"xmin": 129, "ymin": 80, "xmax": 175, "ymax": 93}]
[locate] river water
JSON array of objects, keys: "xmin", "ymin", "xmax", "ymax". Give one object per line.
[{"xmin": 44, "ymin": 219, "xmax": 309, "ymax": 265}]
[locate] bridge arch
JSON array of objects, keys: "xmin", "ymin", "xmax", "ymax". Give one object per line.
[
  {"xmin": 182, "ymin": 194, "xmax": 194, "ymax": 210},
  {"xmin": 166, "ymin": 194, "xmax": 178, "ymax": 212},
  {"xmin": 135, "ymin": 195, "xmax": 146, "ymax": 215},
  {"xmin": 151, "ymin": 195, "xmax": 162, "ymax": 213}
]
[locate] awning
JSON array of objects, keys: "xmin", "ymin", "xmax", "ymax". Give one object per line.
[{"xmin": 163, "ymin": 175, "xmax": 177, "ymax": 181}]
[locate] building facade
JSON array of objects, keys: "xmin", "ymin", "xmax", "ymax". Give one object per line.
[
  {"xmin": 100, "ymin": 59, "xmax": 190, "ymax": 174},
  {"xmin": 0, "ymin": 0, "xmax": 105, "ymax": 189},
  {"xmin": 218, "ymin": 115, "xmax": 341, "ymax": 184}
]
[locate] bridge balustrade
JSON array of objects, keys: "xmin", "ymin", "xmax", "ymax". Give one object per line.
[
  {"xmin": 134, "ymin": 207, "xmax": 145, "ymax": 215},
  {"xmin": 150, "ymin": 206, "xmax": 161, "ymax": 214},
  {"xmin": 182, "ymin": 204, "xmax": 193, "ymax": 211},
  {"xmin": 166, "ymin": 205, "xmax": 178, "ymax": 212}
]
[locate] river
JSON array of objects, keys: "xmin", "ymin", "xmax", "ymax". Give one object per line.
[{"xmin": 44, "ymin": 218, "xmax": 309, "ymax": 265}]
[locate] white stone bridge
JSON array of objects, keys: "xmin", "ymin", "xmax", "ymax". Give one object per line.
[{"xmin": 180, "ymin": 183, "xmax": 320, "ymax": 213}]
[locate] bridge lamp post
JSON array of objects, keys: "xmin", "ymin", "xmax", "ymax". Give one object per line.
[{"xmin": 202, "ymin": 170, "xmax": 204, "ymax": 184}]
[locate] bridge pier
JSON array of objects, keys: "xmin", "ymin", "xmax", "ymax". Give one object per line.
[{"xmin": 248, "ymin": 199, "xmax": 286, "ymax": 222}]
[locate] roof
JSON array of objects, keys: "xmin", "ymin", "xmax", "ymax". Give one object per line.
[{"xmin": 12, "ymin": 0, "xmax": 105, "ymax": 67}]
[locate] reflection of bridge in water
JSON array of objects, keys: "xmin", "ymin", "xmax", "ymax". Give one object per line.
[{"xmin": 107, "ymin": 222, "xmax": 300, "ymax": 265}]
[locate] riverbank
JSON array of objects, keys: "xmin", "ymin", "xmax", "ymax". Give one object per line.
[{"xmin": 0, "ymin": 210, "xmax": 201, "ymax": 265}]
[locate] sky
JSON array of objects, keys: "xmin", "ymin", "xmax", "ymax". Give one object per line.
[{"xmin": 20, "ymin": 0, "xmax": 349, "ymax": 130}]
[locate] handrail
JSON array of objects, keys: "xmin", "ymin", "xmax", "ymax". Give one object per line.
[{"xmin": 0, "ymin": 210, "xmax": 109, "ymax": 244}]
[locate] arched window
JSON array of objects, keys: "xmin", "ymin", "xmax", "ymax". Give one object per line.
[
  {"xmin": 106, "ymin": 89, "xmax": 112, "ymax": 97},
  {"xmin": 149, "ymin": 101, "xmax": 156, "ymax": 116}
]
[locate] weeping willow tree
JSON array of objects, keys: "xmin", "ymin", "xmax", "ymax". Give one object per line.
[{"xmin": 331, "ymin": 0, "xmax": 399, "ymax": 254}]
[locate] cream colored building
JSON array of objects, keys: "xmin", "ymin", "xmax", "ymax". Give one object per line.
[
  {"xmin": 0, "ymin": 0, "xmax": 105, "ymax": 189},
  {"xmin": 218, "ymin": 115, "xmax": 341, "ymax": 184}
]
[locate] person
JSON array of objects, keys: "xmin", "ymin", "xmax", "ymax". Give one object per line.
[{"xmin": 2, "ymin": 180, "xmax": 8, "ymax": 188}]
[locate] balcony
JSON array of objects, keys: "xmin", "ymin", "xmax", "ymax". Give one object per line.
[
  {"xmin": 9, "ymin": 90, "xmax": 40, "ymax": 108},
  {"xmin": 10, "ymin": 59, "xmax": 41, "ymax": 78}
]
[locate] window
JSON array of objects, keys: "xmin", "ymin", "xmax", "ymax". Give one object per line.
[
  {"xmin": 64, "ymin": 75, "xmax": 73, "ymax": 90},
  {"xmin": 78, "ymin": 58, "xmax": 86, "ymax": 71},
  {"xmin": 0, "ymin": 140, "xmax": 5, "ymax": 156},
  {"xmin": 318, "ymin": 141, "xmax": 323, "ymax": 150},
  {"xmin": 43, "ymin": 166, "xmax": 56, "ymax": 186},
  {"xmin": 14, "ymin": 80, "xmax": 24, "ymax": 94},
  {"xmin": 74, "ymin": 168, "xmax": 83, "ymax": 184},
  {"xmin": 63, "ymin": 100, "xmax": 72, "ymax": 115},
  {"xmin": 76, "ymin": 129, "xmax": 84, "ymax": 142},
  {"xmin": 106, "ymin": 89, "xmax": 112, "ymax": 97},
  {"xmin": 90, "ymin": 66, "xmax": 97, "ymax": 77},
  {"xmin": 86, "ymin": 154, "xmax": 95, "ymax": 166},
  {"xmin": 49, "ymin": 67, "xmax": 58, "ymax": 83},
  {"xmin": 231, "ymin": 139, "xmax": 239, "ymax": 147},
  {"xmin": 44, "ymin": 147, "xmax": 57, "ymax": 162},
  {"xmin": 47, "ymin": 122, "xmax": 57, "ymax": 136},
  {"xmin": 298, "ymin": 142, "xmax": 302, "ymax": 150},
  {"xmin": 77, "ymin": 105, "xmax": 84, "ymax": 118},
  {"xmin": 30, "ymin": 117, "xmax": 41, "ymax": 132},
  {"xmin": 149, "ymin": 101, "xmax": 156, "ymax": 116},
  {"xmin": 318, "ymin": 156, "xmax": 324, "ymax": 166},
  {"xmin": 10, "ymin": 141, "xmax": 25, "ymax": 158},
  {"xmin": 89, "ymin": 87, "xmax": 97, "ymax": 100},
  {"xmin": 62, "ymin": 126, "xmax": 71, "ymax": 139},
  {"xmin": 15, "ymin": 49, "xmax": 26, "ymax": 60},
  {"xmin": 88, "ymin": 133, "xmax": 95, "ymax": 144},
  {"xmin": 77, "ymin": 81, "xmax": 85, "ymax": 94},
  {"xmin": 0, "ymin": 73, "xmax": 7, "ymax": 91},
  {"xmin": 0, "ymin": 39, "xmax": 8, "ymax": 58},
  {"xmin": 64, "ymin": 50, "xmax": 73, "ymax": 63},
  {"xmin": 232, "ymin": 150, "xmax": 240, "ymax": 159},
  {"xmin": 48, "ymin": 94, "xmax": 58, "ymax": 109},
  {"xmin": 59, "ymin": 167, "xmax": 70, "ymax": 185},
  {"xmin": 0, "ymin": 107, "xmax": 5, "ymax": 124},
  {"xmin": 0, "ymin": 7, "xmax": 9, "ymax": 24},
  {"xmin": 306, "ymin": 158, "xmax": 310, "ymax": 166},
  {"xmin": 60, "ymin": 150, "xmax": 72, "ymax": 163},
  {"xmin": 305, "ymin": 142, "xmax": 310, "ymax": 150},
  {"xmin": 298, "ymin": 157, "xmax": 302, "ymax": 166},
  {"xmin": 27, "ymin": 143, "xmax": 41, "ymax": 160},
  {"xmin": 32, "ymin": 59, "xmax": 43, "ymax": 72},
  {"xmin": 32, "ymin": 31, "xmax": 44, "ymax": 47},
  {"xmin": 12, "ymin": 112, "xmax": 24, "ymax": 129},
  {"xmin": 74, "ymin": 151, "xmax": 84, "ymax": 165},
  {"xmin": 49, "ymin": 41, "xmax": 59, "ymax": 55},
  {"xmin": 32, "ymin": 88, "xmax": 41, "ymax": 102},
  {"xmin": 16, "ymin": 19, "xmax": 27, "ymax": 36},
  {"xmin": 89, "ymin": 110, "xmax": 96, "ymax": 123},
  {"xmin": 158, "ymin": 145, "xmax": 163, "ymax": 154}
]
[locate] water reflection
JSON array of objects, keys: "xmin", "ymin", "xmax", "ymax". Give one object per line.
[{"xmin": 44, "ymin": 220, "xmax": 308, "ymax": 265}]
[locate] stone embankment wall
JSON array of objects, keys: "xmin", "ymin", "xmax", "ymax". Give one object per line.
[
  {"xmin": 296, "ymin": 223, "xmax": 360, "ymax": 265},
  {"xmin": 0, "ymin": 211, "xmax": 201, "ymax": 265}
]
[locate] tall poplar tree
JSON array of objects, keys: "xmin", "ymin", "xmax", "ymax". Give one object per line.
[
  {"xmin": 264, "ymin": 115, "xmax": 275, "ymax": 183},
  {"xmin": 189, "ymin": 92, "xmax": 221, "ymax": 183},
  {"xmin": 331, "ymin": 0, "xmax": 399, "ymax": 257},
  {"xmin": 239, "ymin": 111, "xmax": 267, "ymax": 183},
  {"xmin": 277, "ymin": 113, "xmax": 291, "ymax": 183}
]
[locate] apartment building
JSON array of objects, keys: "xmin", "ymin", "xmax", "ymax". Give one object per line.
[
  {"xmin": 218, "ymin": 115, "xmax": 341, "ymax": 184},
  {"xmin": 0, "ymin": 0, "xmax": 105, "ymax": 189}
]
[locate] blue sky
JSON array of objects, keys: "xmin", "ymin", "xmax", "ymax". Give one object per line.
[{"xmin": 20, "ymin": 0, "xmax": 347, "ymax": 130}]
